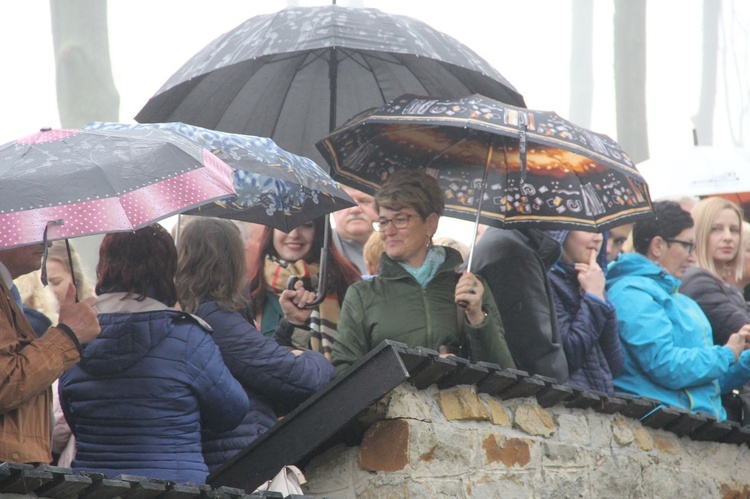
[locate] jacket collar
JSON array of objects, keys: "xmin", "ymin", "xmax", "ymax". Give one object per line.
[
  {"xmin": 96, "ymin": 292, "xmax": 175, "ymax": 314},
  {"xmin": 379, "ymin": 246, "xmax": 463, "ymax": 280}
]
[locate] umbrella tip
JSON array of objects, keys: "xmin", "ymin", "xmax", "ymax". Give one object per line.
[{"xmin": 40, "ymin": 127, "xmax": 52, "ymax": 132}]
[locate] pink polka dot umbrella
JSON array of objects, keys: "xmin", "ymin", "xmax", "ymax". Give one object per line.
[{"xmin": 0, "ymin": 126, "xmax": 236, "ymax": 250}]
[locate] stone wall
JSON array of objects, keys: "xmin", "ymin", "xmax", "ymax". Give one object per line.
[{"xmin": 303, "ymin": 384, "xmax": 750, "ymax": 498}]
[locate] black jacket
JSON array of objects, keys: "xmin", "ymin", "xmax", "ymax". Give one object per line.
[
  {"xmin": 472, "ymin": 227, "xmax": 569, "ymax": 382},
  {"xmin": 680, "ymin": 267, "xmax": 750, "ymax": 345}
]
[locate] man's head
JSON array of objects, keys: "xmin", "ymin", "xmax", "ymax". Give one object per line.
[
  {"xmin": 332, "ymin": 185, "xmax": 377, "ymax": 245},
  {"xmin": 0, "ymin": 243, "xmax": 46, "ymax": 279},
  {"xmin": 632, "ymin": 200, "xmax": 696, "ymax": 278}
]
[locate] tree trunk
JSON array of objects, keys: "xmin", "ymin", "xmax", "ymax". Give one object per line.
[
  {"xmin": 50, "ymin": 0, "xmax": 119, "ymax": 127},
  {"xmin": 569, "ymin": 0, "xmax": 595, "ymax": 128},
  {"xmin": 613, "ymin": 0, "xmax": 649, "ymax": 162},
  {"xmin": 693, "ymin": 0, "xmax": 721, "ymax": 145}
]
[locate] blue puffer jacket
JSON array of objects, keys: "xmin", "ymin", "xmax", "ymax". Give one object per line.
[
  {"xmin": 548, "ymin": 258, "xmax": 623, "ymax": 393},
  {"xmin": 606, "ymin": 253, "xmax": 750, "ymax": 419},
  {"xmin": 59, "ymin": 294, "xmax": 249, "ymax": 484},
  {"xmin": 195, "ymin": 300, "xmax": 334, "ymax": 472}
]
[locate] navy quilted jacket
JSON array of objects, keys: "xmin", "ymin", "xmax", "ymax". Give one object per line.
[
  {"xmin": 196, "ymin": 300, "xmax": 334, "ymax": 472},
  {"xmin": 548, "ymin": 258, "xmax": 624, "ymax": 393},
  {"xmin": 59, "ymin": 298, "xmax": 248, "ymax": 484}
]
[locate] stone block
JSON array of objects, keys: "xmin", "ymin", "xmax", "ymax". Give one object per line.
[
  {"xmin": 359, "ymin": 419, "xmax": 410, "ymax": 472},
  {"xmin": 646, "ymin": 467, "xmax": 717, "ymax": 498},
  {"xmin": 513, "ymin": 403, "xmax": 555, "ymax": 437},
  {"xmin": 591, "ymin": 454, "xmax": 647, "ymax": 498},
  {"xmin": 385, "ymin": 383, "xmax": 433, "ymax": 422},
  {"xmin": 652, "ymin": 432, "xmax": 681, "ymax": 455},
  {"xmin": 720, "ymin": 482, "xmax": 750, "ymax": 499},
  {"xmin": 482, "ymin": 397, "xmax": 511, "ymax": 426},
  {"xmin": 408, "ymin": 420, "xmax": 476, "ymax": 474},
  {"xmin": 535, "ymin": 467, "xmax": 590, "ymax": 497},
  {"xmin": 634, "ymin": 426, "xmax": 653, "ymax": 451},
  {"xmin": 303, "ymin": 444, "xmax": 360, "ymax": 497},
  {"xmin": 612, "ymin": 417, "xmax": 634, "ymax": 446},
  {"xmin": 437, "ymin": 387, "xmax": 490, "ymax": 421},
  {"xmin": 556, "ymin": 412, "xmax": 590, "ymax": 445},
  {"xmin": 467, "ymin": 473, "xmax": 534, "ymax": 498},
  {"xmin": 542, "ymin": 441, "xmax": 588, "ymax": 465},
  {"xmin": 481, "ymin": 434, "xmax": 532, "ymax": 468}
]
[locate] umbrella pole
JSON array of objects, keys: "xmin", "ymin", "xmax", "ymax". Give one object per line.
[
  {"xmin": 64, "ymin": 239, "xmax": 79, "ymax": 303},
  {"xmin": 465, "ymin": 140, "xmax": 495, "ymax": 272}
]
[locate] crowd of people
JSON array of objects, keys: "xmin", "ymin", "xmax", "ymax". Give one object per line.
[{"xmin": 3, "ymin": 168, "xmax": 750, "ymax": 485}]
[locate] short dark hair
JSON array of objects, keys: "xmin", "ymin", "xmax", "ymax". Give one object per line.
[
  {"xmin": 96, "ymin": 224, "xmax": 177, "ymax": 306},
  {"xmin": 632, "ymin": 201, "xmax": 694, "ymax": 255},
  {"xmin": 374, "ymin": 169, "xmax": 444, "ymax": 219}
]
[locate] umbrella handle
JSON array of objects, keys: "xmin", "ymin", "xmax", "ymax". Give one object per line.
[{"xmin": 284, "ymin": 218, "xmax": 332, "ymax": 310}]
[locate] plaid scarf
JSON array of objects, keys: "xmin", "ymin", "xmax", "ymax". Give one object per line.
[{"xmin": 263, "ymin": 255, "xmax": 341, "ymax": 360}]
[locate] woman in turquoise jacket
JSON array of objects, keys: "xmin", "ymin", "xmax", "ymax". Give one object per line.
[{"xmin": 606, "ymin": 201, "xmax": 750, "ymax": 420}]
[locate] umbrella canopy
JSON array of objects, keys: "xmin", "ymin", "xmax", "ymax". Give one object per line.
[
  {"xmin": 0, "ymin": 127, "xmax": 236, "ymax": 249},
  {"xmin": 317, "ymin": 94, "xmax": 654, "ymax": 234},
  {"xmin": 637, "ymin": 146, "xmax": 750, "ymax": 203},
  {"xmin": 84, "ymin": 121, "xmax": 355, "ymax": 232},
  {"xmin": 135, "ymin": 5, "xmax": 526, "ymax": 166}
]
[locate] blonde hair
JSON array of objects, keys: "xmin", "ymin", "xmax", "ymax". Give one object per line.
[
  {"xmin": 363, "ymin": 231, "xmax": 385, "ymax": 275},
  {"xmin": 47, "ymin": 241, "xmax": 95, "ymax": 302},
  {"xmin": 692, "ymin": 197, "xmax": 745, "ymax": 281},
  {"xmin": 13, "ymin": 271, "xmax": 58, "ymax": 323},
  {"xmin": 434, "ymin": 236, "xmax": 470, "ymax": 260}
]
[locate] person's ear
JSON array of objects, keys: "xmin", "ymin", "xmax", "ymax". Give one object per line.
[
  {"xmin": 425, "ymin": 212, "xmax": 439, "ymax": 235},
  {"xmin": 649, "ymin": 236, "xmax": 664, "ymax": 259}
]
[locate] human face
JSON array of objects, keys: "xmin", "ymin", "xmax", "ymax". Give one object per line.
[
  {"xmin": 655, "ymin": 228, "xmax": 696, "ymax": 278},
  {"xmin": 272, "ymin": 222, "xmax": 315, "ymax": 262},
  {"xmin": 707, "ymin": 208, "xmax": 741, "ymax": 266},
  {"xmin": 46, "ymin": 260, "xmax": 72, "ymax": 305},
  {"xmin": 0, "ymin": 243, "xmax": 46, "ymax": 279},
  {"xmin": 606, "ymin": 223, "xmax": 633, "ymax": 263},
  {"xmin": 378, "ymin": 206, "xmax": 438, "ymax": 268},
  {"xmin": 331, "ymin": 186, "xmax": 377, "ymax": 245},
  {"xmin": 562, "ymin": 231, "xmax": 603, "ymax": 264}
]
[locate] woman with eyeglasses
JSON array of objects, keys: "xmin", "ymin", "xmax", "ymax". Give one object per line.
[
  {"xmin": 246, "ymin": 216, "xmax": 361, "ymax": 359},
  {"xmin": 332, "ymin": 170, "xmax": 514, "ymax": 375},
  {"xmin": 679, "ymin": 197, "xmax": 750, "ymax": 423}
]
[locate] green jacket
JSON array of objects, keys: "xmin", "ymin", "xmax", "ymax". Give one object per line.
[{"xmin": 332, "ymin": 247, "xmax": 514, "ymax": 375}]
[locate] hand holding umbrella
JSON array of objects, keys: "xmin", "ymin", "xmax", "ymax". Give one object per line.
[
  {"xmin": 56, "ymin": 282, "xmax": 100, "ymax": 345},
  {"xmin": 455, "ymin": 271, "xmax": 485, "ymax": 324}
]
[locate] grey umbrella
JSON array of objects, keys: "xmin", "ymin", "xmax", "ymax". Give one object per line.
[{"xmin": 135, "ymin": 5, "xmax": 525, "ymax": 167}]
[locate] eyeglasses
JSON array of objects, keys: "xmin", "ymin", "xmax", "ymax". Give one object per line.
[
  {"xmin": 372, "ymin": 214, "xmax": 413, "ymax": 232},
  {"xmin": 664, "ymin": 238, "xmax": 696, "ymax": 254}
]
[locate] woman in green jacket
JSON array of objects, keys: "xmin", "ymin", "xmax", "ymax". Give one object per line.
[{"xmin": 332, "ymin": 170, "xmax": 514, "ymax": 375}]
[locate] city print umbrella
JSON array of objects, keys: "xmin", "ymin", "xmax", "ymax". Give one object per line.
[
  {"xmin": 0, "ymin": 126, "xmax": 236, "ymax": 250},
  {"xmin": 316, "ymin": 94, "xmax": 654, "ymax": 267},
  {"xmin": 84, "ymin": 122, "xmax": 355, "ymax": 232}
]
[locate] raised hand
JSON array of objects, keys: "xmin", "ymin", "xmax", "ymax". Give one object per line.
[
  {"xmin": 455, "ymin": 271, "xmax": 485, "ymax": 325},
  {"xmin": 574, "ymin": 247, "xmax": 606, "ymax": 300},
  {"xmin": 280, "ymin": 278, "xmax": 316, "ymax": 326},
  {"xmin": 57, "ymin": 283, "xmax": 100, "ymax": 344}
]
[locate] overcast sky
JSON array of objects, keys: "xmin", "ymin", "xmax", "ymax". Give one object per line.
[{"xmin": 2, "ymin": 0, "xmax": 748, "ymax": 243}]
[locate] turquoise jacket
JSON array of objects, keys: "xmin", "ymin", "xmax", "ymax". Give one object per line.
[{"xmin": 606, "ymin": 252, "xmax": 750, "ymax": 420}]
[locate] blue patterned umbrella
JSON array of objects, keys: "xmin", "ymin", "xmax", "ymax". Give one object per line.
[{"xmin": 84, "ymin": 122, "xmax": 355, "ymax": 231}]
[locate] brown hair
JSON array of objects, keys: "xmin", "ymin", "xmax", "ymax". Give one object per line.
[
  {"xmin": 96, "ymin": 224, "xmax": 177, "ymax": 306},
  {"xmin": 176, "ymin": 218, "xmax": 249, "ymax": 313},
  {"xmin": 373, "ymin": 169, "xmax": 444, "ymax": 219},
  {"xmin": 247, "ymin": 216, "xmax": 361, "ymax": 316}
]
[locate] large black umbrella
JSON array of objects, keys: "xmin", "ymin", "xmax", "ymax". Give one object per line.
[
  {"xmin": 316, "ymin": 94, "xmax": 654, "ymax": 269},
  {"xmin": 135, "ymin": 5, "xmax": 525, "ymax": 167}
]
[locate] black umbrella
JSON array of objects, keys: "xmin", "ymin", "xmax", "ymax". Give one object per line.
[
  {"xmin": 136, "ymin": 5, "xmax": 525, "ymax": 306},
  {"xmin": 135, "ymin": 5, "xmax": 525, "ymax": 167},
  {"xmin": 316, "ymin": 94, "xmax": 654, "ymax": 269}
]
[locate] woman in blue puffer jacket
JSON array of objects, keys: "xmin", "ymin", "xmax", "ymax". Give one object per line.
[
  {"xmin": 547, "ymin": 230, "xmax": 623, "ymax": 393},
  {"xmin": 176, "ymin": 218, "xmax": 334, "ymax": 472},
  {"xmin": 59, "ymin": 225, "xmax": 248, "ymax": 484}
]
